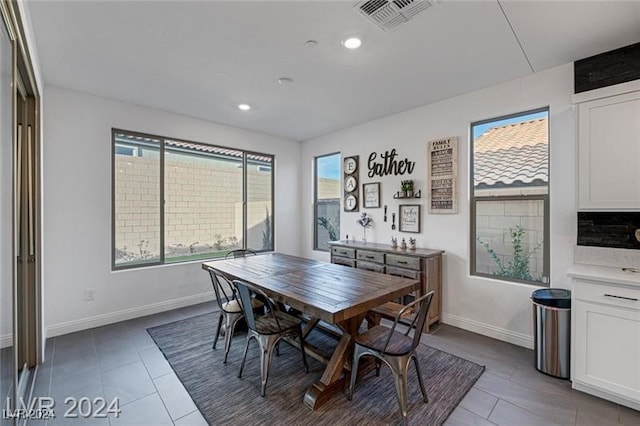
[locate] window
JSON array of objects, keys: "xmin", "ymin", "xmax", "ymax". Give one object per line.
[
  {"xmin": 314, "ymin": 153, "xmax": 340, "ymax": 251},
  {"xmin": 470, "ymin": 108, "xmax": 549, "ymax": 285},
  {"xmin": 112, "ymin": 129, "xmax": 274, "ymax": 269}
]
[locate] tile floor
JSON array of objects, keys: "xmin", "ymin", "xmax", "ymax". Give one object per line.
[{"xmin": 31, "ymin": 302, "xmax": 640, "ymax": 425}]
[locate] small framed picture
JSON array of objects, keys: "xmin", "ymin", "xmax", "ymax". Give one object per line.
[
  {"xmin": 399, "ymin": 204, "xmax": 421, "ymax": 233},
  {"xmin": 363, "ymin": 182, "xmax": 381, "ymax": 208}
]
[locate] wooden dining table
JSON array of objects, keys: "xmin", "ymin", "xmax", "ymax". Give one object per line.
[{"xmin": 202, "ymin": 252, "xmax": 419, "ymax": 410}]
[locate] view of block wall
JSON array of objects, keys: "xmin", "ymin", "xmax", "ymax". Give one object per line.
[
  {"xmin": 475, "ymin": 199, "xmax": 545, "ymax": 280},
  {"xmin": 115, "ymin": 156, "xmax": 161, "ymax": 259},
  {"xmin": 315, "ymin": 177, "xmax": 341, "ymax": 250},
  {"xmin": 318, "ymin": 177, "xmax": 340, "ymax": 199},
  {"xmin": 115, "ymin": 154, "xmax": 272, "ymax": 260}
]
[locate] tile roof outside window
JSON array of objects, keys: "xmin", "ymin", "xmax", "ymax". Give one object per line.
[
  {"xmin": 115, "ymin": 133, "xmax": 272, "ymax": 163},
  {"xmin": 474, "ymin": 118, "xmax": 548, "ymax": 189}
]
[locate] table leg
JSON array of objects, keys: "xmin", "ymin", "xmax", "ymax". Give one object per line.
[
  {"xmin": 365, "ymin": 311, "xmax": 381, "ymax": 329},
  {"xmin": 303, "ymin": 313, "xmax": 365, "ymax": 410},
  {"xmin": 302, "ymin": 317, "xmax": 320, "ymax": 339}
]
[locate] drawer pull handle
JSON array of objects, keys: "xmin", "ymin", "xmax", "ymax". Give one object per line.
[
  {"xmin": 398, "ymin": 261, "xmax": 408, "ymax": 264},
  {"xmin": 391, "ymin": 273, "xmax": 411, "ymax": 279},
  {"xmin": 604, "ymin": 293, "xmax": 638, "ymax": 302},
  {"xmin": 339, "ymin": 251, "xmax": 347, "ymax": 255},
  {"xmin": 365, "ymin": 255, "xmax": 374, "ymax": 259}
]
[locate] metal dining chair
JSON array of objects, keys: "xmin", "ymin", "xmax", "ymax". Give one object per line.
[
  {"xmin": 348, "ymin": 290, "xmax": 435, "ymax": 426},
  {"xmin": 225, "ymin": 249, "xmax": 257, "ymax": 259},
  {"xmin": 207, "ymin": 268, "xmax": 263, "ymax": 363},
  {"xmin": 233, "ymin": 279, "xmax": 309, "ymax": 397}
]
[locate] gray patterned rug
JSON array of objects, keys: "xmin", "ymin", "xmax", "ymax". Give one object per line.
[{"xmin": 148, "ymin": 312, "xmax": 484, "ymax": 426}]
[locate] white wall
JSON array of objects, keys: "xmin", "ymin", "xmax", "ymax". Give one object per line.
[
  {"xmin": 301, "ymin": 63, "xmax": 577, "ymax": 348},
  {"xmin": 43, "ymin": 87, "xmax": 301, "ymax": 336}
]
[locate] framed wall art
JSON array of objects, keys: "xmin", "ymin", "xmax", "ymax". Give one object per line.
[
  {"xmin": 343, "ymin": 155, "xmax": 359, "ymax": 212},
  {"xmin": 363, "ymin": 182, "xmax": 380, "ymax": 208},
  {"xmin": 399, "ymin": 204, "xmax": 421, "ymax": 233},
  {"xmin": 427, "ymin": 136, "xmax": 458, "ymax": 214}
]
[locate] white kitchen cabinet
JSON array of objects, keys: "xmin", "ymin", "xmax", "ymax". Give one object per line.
[
  {"xmin": 569, "ymin": 266, "xmax": 640, "ymax": 411},
  {"xmin": 574, "ymin": 81, "xmax": 640, "ymax": 209}
]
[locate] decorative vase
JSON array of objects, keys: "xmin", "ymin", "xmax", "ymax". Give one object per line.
[{"xmin": 362, "ymin": 227, "xmax": 367, "ymax": 243}]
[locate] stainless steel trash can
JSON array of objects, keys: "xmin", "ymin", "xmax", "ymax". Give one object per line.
[{"xmin": 532, "ymin": 288, "xmax": 571, "ymax": 379}]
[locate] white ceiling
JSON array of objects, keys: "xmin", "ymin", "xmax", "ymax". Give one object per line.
[{"xmin": 26, "ymin": 1, "xmax": 640, "ymax": 141}]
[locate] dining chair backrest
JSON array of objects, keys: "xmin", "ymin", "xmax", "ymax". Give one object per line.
[
  {"xmin": 207, "ymin": 268, "xmax": 236, "ymax": 311},
  {"xmin": 383, "ymin": 290, "xmax": 435, "ymax": 353},
  {"xmin": 225, "ymin": 249, "xmax": 257, "ymax": 259},
  {"xmin": 233, "ymin": 280, "xmax": 283, "ymax": 333}
]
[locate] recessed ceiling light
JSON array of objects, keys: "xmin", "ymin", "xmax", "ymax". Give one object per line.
[
  {"xmin": 238, "ymin": 103, "xmax": 251, "ymax": 111},
  {"xmin": 278, "ymin": 77, "xmax": 294, "ymax": 85},
  {"xmin": 305, "ymin": 40, "xmax": 318, "ymax": 48},
  {"xmin": 342, "ymin": 37, "xmax": 362, "ymax": 49}
]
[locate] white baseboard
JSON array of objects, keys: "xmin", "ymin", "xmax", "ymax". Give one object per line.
[
  {"xmin": 45, "ymin": 292, "xmax": 215, "ymax": 338},
  {"xmin": 441, "ymin": 312, "xmax": 534, "ymax": 349},
  {"xmin": 573, "ymin": 380, "xmax": 640, "ymax": 412},
  {"xmin": 0, "ymin": 333, "xmax": 12, "ymax": 349}
]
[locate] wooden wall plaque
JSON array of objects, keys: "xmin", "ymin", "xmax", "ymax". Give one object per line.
[{"xmin": 343, "ymin": 156, "xmax": 359, "ymax": 212}]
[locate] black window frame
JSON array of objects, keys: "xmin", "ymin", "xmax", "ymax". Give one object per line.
[
  {"xmin": 469, "ymin": 107, "xmax": 550, "ymax": 286},
  {"xmin": 111, "ymin": 128, "xmax": 275, "ymax": 270},
  {"xmin": 313, "ymin": 152, "xmax": 341, "ymax": 252}
]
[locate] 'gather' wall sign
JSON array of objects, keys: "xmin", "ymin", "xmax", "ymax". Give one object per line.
[{"xmin": 367, "ymin": 149, "xmax": 415, "ymax": 178}]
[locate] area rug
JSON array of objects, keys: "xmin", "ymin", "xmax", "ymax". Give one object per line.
[{"xmin": 148, "ymin": 312, "xmax": 484, "ymax": 426}]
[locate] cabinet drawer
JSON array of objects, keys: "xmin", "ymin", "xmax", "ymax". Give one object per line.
[
  {"xmin": 386, "ymin": 254, "xmax": 420, "ymax": 270},
  {"xmin": 357, "ymin": 250, "xmax": 385, "ymax": 263},
  {"xmin": 386, "ymin": 266, "xmax": 419, "ymax": 280},
  {"xmin": 331, "ymin": 247, "xmax": 355, "ymax": 259},
  {"xmin": 574, "ymin": 281, "xmax": 640, "ymax": 311},
  {"xmin": 333, "ymin": 257, "xmax": 355, "ymax": 268},
  {"xmin": 356, "ymin": 261, "xmax": 385, "ymax": 273}
]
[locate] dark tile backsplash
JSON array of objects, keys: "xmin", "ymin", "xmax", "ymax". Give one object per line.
[
  {"xmin": 577, "ymin": 212, "xmax": 640, "ymax": 249},
  {"xmin": 574, "ymin": 42, "xmax": 640, "ymax": 93}
]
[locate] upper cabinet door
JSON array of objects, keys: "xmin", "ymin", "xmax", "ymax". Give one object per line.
[{"xmin": 578, "ymin": 89, "xmax": 640, "ymax": 209}]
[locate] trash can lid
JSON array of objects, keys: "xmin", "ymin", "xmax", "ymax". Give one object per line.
[{"xmin": 531, "ymin": 288, "xmax": 571, "ymax": 309}]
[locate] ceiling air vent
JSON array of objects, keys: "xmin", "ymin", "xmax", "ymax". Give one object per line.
[{"xmin": 354, "ymin": 0, "xmax": 433, "ymax": 32}]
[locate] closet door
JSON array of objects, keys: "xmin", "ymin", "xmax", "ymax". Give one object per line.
[
  {"xmin": 1, "ymin": 2, "xmax": 42, "ymax": 416},
  {"xmin": 15, "ymin": 85, "xmax": 39, "ymax": 373},
  {"xmin": 0, "ymin": 12, "xmax": 15, "ymax": 420}
]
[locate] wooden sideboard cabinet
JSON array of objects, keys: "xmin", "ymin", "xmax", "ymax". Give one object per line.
[{"xmin": 328, "ymin": 240, "xmax": 444, "ymax": 330}]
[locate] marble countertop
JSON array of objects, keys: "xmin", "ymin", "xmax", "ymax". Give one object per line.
[{"xmin": 568, "ymin": 263, "xmax": 640, "ymax": 288}]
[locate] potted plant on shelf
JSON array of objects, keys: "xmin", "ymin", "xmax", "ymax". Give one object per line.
[{"xmin": 401, "ymin": 179, "xmax": 414, "ymax": 197}]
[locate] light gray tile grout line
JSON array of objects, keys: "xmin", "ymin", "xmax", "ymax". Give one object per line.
[
  {"xmin": 148, "ymin": 374, "xmax": 173, "ymax": 424},
  {"xmin": 90, "ymin": 328, "xmax": 109, "ymax": 421},
  {"xmin": 43, "ymin": 338, "xmax": 56, "ymax": 426},
  {"xmin": 143, "ymin": 319, "xmax": 183, "ymax": 425},
  {"xmin": 172, "ymin": 409, "xmax": 200, "ymax": 424},
  {"xmin": 485, "ymin": 394, "xmax": 500, "ymax": 420},
  {"xmin": 45, "ymin": 338, "xmax": 55, "ymax": 397}
]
